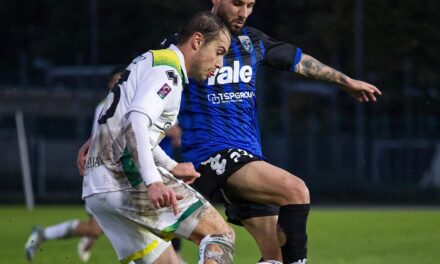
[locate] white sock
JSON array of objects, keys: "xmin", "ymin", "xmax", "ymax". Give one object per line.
[{"xmin": 43, "ymin": 219, "xmax": 80, "ymax": 240}]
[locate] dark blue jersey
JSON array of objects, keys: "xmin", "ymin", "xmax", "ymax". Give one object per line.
[{"xmin": 162, "ymin": 27, "xmax": 302, "ymax": 167}]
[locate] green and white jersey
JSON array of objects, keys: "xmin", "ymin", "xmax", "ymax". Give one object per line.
[{"xmin": 82, "ymin": 44, "xmax": 188, "ymax": 198}]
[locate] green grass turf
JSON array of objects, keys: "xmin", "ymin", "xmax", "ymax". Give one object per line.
[{"xmin": 1, "ymin": 205, "xmax": 439, "ymax": 263}]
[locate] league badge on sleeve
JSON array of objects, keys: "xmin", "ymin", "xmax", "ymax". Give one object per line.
[
  {"xmin": 238, "ymin": 35, "xmax": 254, "ymax": 53},
  {"xmin": 157, "ymin": 83, "xmax": 172, "ymax": 99}
]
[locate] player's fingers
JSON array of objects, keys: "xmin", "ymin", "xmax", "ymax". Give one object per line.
[
  {"xmin": 355, "ymin": 93, "xmax": 364, "ymax": 102},
  {"xmin": 365, "ymin": 84, "xmax": 382, "ymax": 96},
  {"xmin": 185, "ymin": 176, "xmax": 197, "ymax": 184},
  {"xmin": 371, "ymin": 85, "xmax": 382, "ymax": 95},
  {"xmin": 176, "ymin": 194, "xmax": 184, "ymax": 200},
  {"xmin": 170, "ymin": 193, "xmax": 180, "ymax": 215},
  {"xmin": 367, "ymin": 92, "xmax": 377, "ymax": 102},
  {"xmin": 153, "ymin": 199, "xmax": 161, "ymax": 209},
  {"xmin": 160, "ymin": 196, "xmax": 166, "ymax": 207},
  {"xmin": 361, "ymin": 91, "xmax": 369, "ymax": 102},
  {"xmin": 162, "ymin": 192, "xmax": 171, "ymax": 207},
  {"xmin": 191, "ymin": 171, "xmax": 201, "ymax": 178}
]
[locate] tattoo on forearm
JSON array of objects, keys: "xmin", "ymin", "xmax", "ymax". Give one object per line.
[{"xmin": 297, "ymin": 55, "xmax": 349, "ymax": 85}]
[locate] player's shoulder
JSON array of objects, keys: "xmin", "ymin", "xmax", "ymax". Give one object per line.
[
  {"xmin": 149, "ymin": 48, "xmax": 182, "ymax": 74},
  {"xmin": 238, "ymin": 26, "xmax": 271, "ymax": 46},
  {"xmin": 243, "ymin": 26, "xmax": 266, "ymax": 38}
]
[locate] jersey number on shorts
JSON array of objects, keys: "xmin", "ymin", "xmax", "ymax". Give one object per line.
[{"xmin": 98, "ymin": 70, "xmax": 130, "ymax": 125}]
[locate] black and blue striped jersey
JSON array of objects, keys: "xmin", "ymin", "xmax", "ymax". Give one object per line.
[{"xmin": 162, "ymin": 26, "xmax": 302, "ymax": 167}]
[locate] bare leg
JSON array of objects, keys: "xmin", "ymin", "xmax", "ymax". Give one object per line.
[
  {"xmin": 227, "ymin": 161, "xmax": 310, "ymax": 263},
  {"xmin": 73, "ymin": 217, "xmax": 102, "ymax": 237},
  {"xmin": 241, "ymin": 216, "xmax": 282, "ymax": 262}
]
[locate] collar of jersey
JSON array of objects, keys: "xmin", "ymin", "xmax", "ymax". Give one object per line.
[{"xmin": 168, "ymin": 44, "xmax": 189, "ymax": 84}]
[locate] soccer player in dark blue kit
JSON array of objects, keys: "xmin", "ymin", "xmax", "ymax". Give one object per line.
[{"xmin": 161, "ymin": 1, "xmax": 382, "ymax": 263}]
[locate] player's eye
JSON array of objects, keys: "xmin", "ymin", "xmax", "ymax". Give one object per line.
[
  {"xmin": 217, "ymin": 48, "xmax": 226, "ymax": 55},
  {"xmin": 233, "ymin": 0, "xmax": 243, "ymax": 6}
]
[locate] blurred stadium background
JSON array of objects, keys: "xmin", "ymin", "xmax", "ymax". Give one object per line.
[
  {"xmin": 0, "ymin": 0, "xmax": 439, "ymax": 262},
  {"xmin": 1, "ymin": 0, "xmax": 439, "ymax": 205}
]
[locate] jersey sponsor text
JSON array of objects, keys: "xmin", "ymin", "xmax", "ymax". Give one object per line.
[
  {"xmin": 207, "ymin": 91, "xmax": 255, "ymax": 104},
  {"xmin": 207, "ymin": 60, "xmax": 252, "ymax": 85}
]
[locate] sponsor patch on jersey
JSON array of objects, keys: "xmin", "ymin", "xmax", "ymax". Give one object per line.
[
  {"xmin": 157, "ymin": 83, "xmax": 172, "ymax": 99},
  {"xmin": 238, "ymin": 35, "xmax": 253, "ymax": 53}
]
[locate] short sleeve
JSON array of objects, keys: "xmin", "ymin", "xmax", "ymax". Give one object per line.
[{"xmin": 250, "ymin": 27, "xmax": 302, "ymax": 72}]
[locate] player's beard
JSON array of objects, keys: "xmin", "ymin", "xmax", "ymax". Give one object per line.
[
  {"xmin": 189, "ymin": 63, "xmax": 207, "ymax": 83},
  {"xmin": 216, "ymin": 3, "xmax": 244, "ymax": 34}
]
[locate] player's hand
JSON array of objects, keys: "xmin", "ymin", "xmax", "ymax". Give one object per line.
[
  {"xmin": 170, "ymin": 162, "xmax": 201, "ymax": 184},
  {"xmin": 342, "ymin": 78, "xmax": 382, "ymax": 103},
  {"xmin": 147, "ymin": 182, "xmax": 183, "ymax": 215},
  {"xmin": 77, "ymin": 138, "xmax": 91, "ymax": 176}
]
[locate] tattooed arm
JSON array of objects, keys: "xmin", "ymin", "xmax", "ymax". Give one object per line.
[{"xmin": 295, "ymin": 54, "xmax": 382, "ymax": 102}]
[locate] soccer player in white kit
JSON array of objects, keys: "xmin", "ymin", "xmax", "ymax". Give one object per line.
[{"xmin": 82, "ymin": 12, "xmax": 234, "ymax": 264}]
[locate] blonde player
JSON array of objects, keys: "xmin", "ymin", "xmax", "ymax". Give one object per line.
[{"xmin": 83, "ymin": 12, "xmax": 235, "ymax": 264}]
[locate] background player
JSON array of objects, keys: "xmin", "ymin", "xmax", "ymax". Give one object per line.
[{"xmin": 24, "ymin": 67, "xmax": 125, "ymax": 263}]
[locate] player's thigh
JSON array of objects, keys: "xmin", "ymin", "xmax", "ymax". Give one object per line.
[{"xmin": 227, "ymin": 160, "xmax": 308, "ymax": 205}]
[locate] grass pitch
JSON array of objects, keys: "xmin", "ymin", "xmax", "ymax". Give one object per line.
[{"xmin": 1, "ymin": 205, "xmax": 439, "ymax": 264}]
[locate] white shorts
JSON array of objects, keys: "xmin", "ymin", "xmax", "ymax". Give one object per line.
[
  {"xmin": 85, "ymin": 167, "xmax": 210, "ymax": 263},
  {"xmin": 84, "ymin": 204, "xmax": 93, "ymax": 216}
]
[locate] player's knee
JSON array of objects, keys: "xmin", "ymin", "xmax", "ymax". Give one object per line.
[
  {"xmin": 213, "ymin": 223, "xmax": 235, "ymax": 243},
  {"xmin": 224, "ymin": 224, "xmax": 235, "ymax": 242},
  {"xmin": 199, "ymin": 234, "xmax": 235, "ymax": 264},
  {"xmin": 280, "ymin": 177, "xmax": 309, "ymax": 205}
]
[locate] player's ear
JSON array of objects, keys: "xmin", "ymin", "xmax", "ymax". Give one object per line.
[{"xmin": 191, "ymin": 32, "xmax": 204, "ymax": 51}]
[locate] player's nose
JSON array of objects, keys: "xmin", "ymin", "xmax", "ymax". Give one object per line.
[
  {"xmin": 215, "ymin": 58, "xmax": 224, "ymax": 69},
  {"xmin": 238, "ymin": 6, "xmax": 250, "ymax": 19}
]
